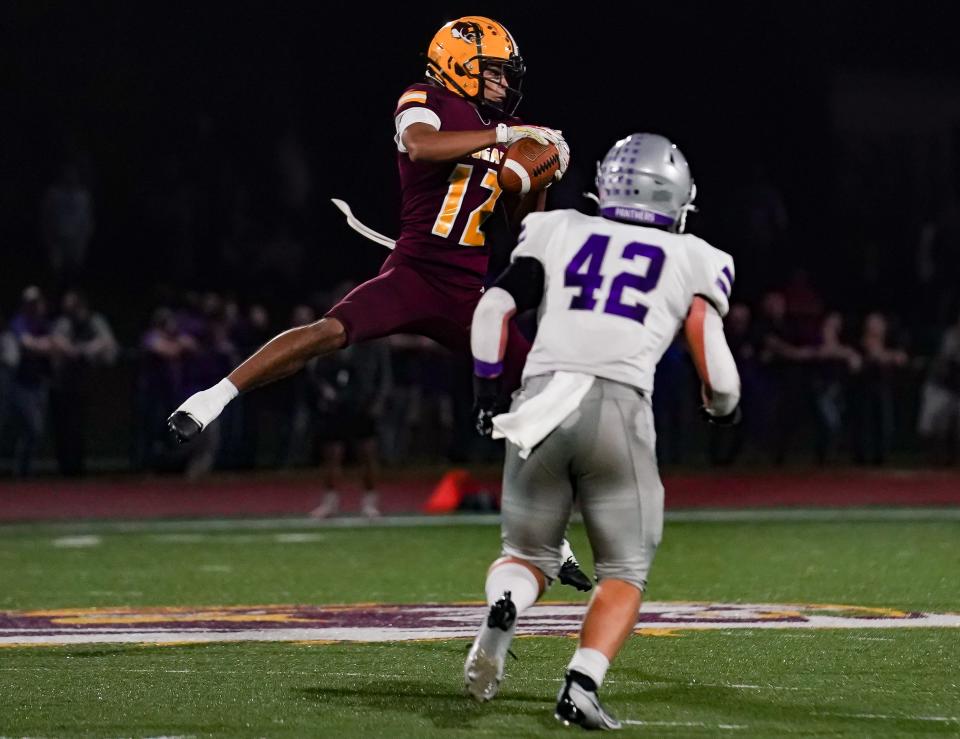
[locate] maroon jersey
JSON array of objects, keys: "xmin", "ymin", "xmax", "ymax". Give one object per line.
[{"xmin": 393, "ymin": 82, "xmax": 520, "ymax": 284}]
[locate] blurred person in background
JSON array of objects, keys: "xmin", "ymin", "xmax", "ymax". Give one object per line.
[
  {"xmin": 178, "ymin": 292, "xmax": 237, "ymax": 478},
  {"xmin": 755, "ymin": 290, "xmax": 814, "ymax": 464},
  {"xmin": 810, "ymin": 311, "xmax": 861, "ymax": 465},
  {"xmin": 378, "ymin": 334, "xmax": 446, "ymax": 464},
  {"xmin": 8, "ymin": 287, "xmax": 67, "ymax": 476},
  {"xmin": 850, "ymin": 312, "xmax": 909, "ymax": 465},
  {"xmin": 276, "ymin": 304, "xmax": 320, "ymax": 468},
  {"xmin": 213, "ymin": 298, "xmax": 247, "ymax": 469},
  {"xmin": 708, "ymin": 302, "xmax": 756, "ymax": 465},
  {"xmin": 917, "ymin": 309, "xmax": 960, "ymax": 464},
  {"xmin": 783, "ymin": 267, "xmax": 824, "ymax": 346},
  {"xmin": 226, "ymin": 304, "xmax": 273, "ymax": 468},
  {"xmin": 0, "ymin": 314, "xmax": 20, "ymax": 463},
  {"xmin": 41, "ymin": 161, "xmax": 94, "ymax": 285},
  {"xmin": 310, "ymin": 284, "xmax": 393, "ymax": 518},
  {"xmin": 651, "ymin": 339, "xmax": 696, "ymax": 466},
  {"xmin": 51, "ymin": 290, "xmax": 119, "ymax": 476},
  {"xmin": 135, "ymin": 307, "xmax": 197, "ymax": 470}
]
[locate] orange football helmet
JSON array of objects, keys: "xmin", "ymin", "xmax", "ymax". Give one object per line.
[{"xmin": 425, "ymin": 16, "xmax": 525, "ymax": 116}]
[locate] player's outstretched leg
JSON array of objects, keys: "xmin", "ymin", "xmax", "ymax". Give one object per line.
[
  {"xmin": 465, "ymin": 556, "xmax": 545, "ymax": 702},
  {"xmin": 558, "ymin": 538, "xmax": 593, "ymax": 592},
  {"xmin": 555, "ymin": 578, "xmax": 640, "ymax": 730},
  {"xmin": 167, "ymin": 318, "xmax": 347, "ymax": 444}
]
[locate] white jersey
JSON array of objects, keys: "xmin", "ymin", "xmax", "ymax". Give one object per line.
[{"xmin": 514, "ymin": 209, "xmax": 735, "ymax": 393}]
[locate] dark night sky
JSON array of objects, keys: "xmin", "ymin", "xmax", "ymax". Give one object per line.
[{"xmin": 3, "ymin": 1, "xmax": 960, "ymax": 327}]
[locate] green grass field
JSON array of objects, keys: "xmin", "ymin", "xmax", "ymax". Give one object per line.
[{"xmin": 1, "ymin": 513, "xmax": 959, "ymax": 736}]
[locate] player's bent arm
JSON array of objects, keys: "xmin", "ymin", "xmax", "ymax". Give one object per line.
[
  {"xmin": 684, "ymin": 296, "xmax": 740, "ymax": 417},
  {"xmin": 402, "ymin": 123, "xmax": 497, "ymax": 163},
  {"xmin": 470, "ymin": 257, "xmax": 546, "ymax": 378}
]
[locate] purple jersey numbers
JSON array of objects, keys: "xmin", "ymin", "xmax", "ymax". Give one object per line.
[
  {"xmin": 606, "ymin": 241, "xmax": 666, "ymax": 323},
  {"xmin": 564, "ymin": 235, "xmax": 666, "ymax": 323},
  {"xmin": 564, "ymin": 234, "xmax": 607, "ymax": 310}
]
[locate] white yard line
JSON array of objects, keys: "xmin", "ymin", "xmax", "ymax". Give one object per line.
[
  {"xmin": 2, "ymin": 507, "xmax": 959, "ymax": 537},
  {"xmin": 622, "ymin": 720, "xmax": 747, "ymax": 729},
  {"xmin": 814, "ymin": 711, "xmax": 959, "ymax": 723},
  {"xmin": 51, "ymin": 535, "xmax": 102, "ymax": 548}
]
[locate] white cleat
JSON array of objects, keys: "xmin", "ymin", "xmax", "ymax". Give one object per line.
[
  {"xmin": 464, "ymin": 591, "xmax": 516, "ymax": 702},
  {"xmin": 464, "ymin": 645, "xmax": 504, "ymax": 702}
]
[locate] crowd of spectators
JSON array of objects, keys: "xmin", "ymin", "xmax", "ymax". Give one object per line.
[
  {"xmin": 130, "ymin": 284, "xmax": 465, "ymax": 483},
  {"xmin": 655, "ymin": 287, "xmax": 923, "ymax": 468},
  {"xmin": 0, "ymin": 286, "xmax": 118, "ymax": 477},
  {"xmin": 1, "ymin": 273, "xmax": 957, "ymax": 479},
  {"xmin": 2, "ymin": 146, "xmax": 958, "ymax": 478}
]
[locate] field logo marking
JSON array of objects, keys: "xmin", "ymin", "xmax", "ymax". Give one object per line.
[{"xmin": 1, "ymin": 601, "xmax": 958, "ymax": 647}]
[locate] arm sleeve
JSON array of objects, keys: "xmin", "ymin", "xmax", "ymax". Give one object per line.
[
  {"xmin": 394, "ymin": 87, "xmax": 443, "ymax": 153},
  {"xmin": 470, "ymin": 210, "xmax": 559, "ymax": 377},
  {"xmin": 471, "ymin": 257, "xmax": 545, "ymax": 378},
  {"xmin": 471, "ymin": 287, "xmax": 517, "ymax": 379},
  {"xmin": 689, "ymin": 238, "xmax": 735, "ymax": 317},
  {"xmin": 684, "ymin": 297, "xmax": 741, "ymax": 416}
]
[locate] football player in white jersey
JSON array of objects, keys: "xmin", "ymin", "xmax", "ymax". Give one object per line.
[{"xmin": 463, "ymin": 133, "xmax": 741, "ymax": 728}]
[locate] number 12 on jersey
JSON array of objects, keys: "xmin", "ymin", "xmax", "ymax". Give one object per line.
[
  {"xmin": 564, "ymin": 234, "xmax": 665, "ymax": 324},
  {"xmin": 432, "ymin": 164, "xmax": 501, "ymax": 247}
]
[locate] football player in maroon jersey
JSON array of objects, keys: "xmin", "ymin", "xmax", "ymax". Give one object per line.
[{"xmin": 166, "ymin": 16, "xmax": 589, "ymax": 589}]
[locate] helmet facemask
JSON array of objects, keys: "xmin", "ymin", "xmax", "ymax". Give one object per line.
[{"xmin": 475, "ymin": 58, "xmax": 525, "ymax": 116}]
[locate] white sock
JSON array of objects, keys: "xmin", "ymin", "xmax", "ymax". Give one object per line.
[
  {"xmin": 177, "ymin": 378, "xmax": 238, "ymax": 428},
  {"xmin": 473, "ymin": 562, "xmax": 540, "ymax": 661},
  {"xmin": 568, "ymin": 647, "xmax": 610, "ymax": 688},
  {"xmin": 560, "ymin": 538, "xmax": 575, "ymax": 562},
  {"xmin": 485, "ymin": 561, "xmax": 541, "ymax": 613}
]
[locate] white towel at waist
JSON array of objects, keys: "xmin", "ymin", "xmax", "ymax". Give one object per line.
[{"xmin": 492, "ymin": 372, "xmax": 595, "ymax": 459}]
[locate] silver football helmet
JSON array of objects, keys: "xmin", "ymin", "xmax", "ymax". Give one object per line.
[{"xmin": 596, "ymin": 133, "xmax": 697, "ymax": 232}]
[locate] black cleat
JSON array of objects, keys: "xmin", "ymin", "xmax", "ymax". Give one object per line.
[
  {"xmin": 559, "ymin": 557, "xmax": 594, "ymax": 592},
  {"xmin": 167, "ymin": 411, "xmax": 202, "ymax": 445},
  {"xmin": 555, "ymin": 670, "xmax": 621, "ymax": 730}
]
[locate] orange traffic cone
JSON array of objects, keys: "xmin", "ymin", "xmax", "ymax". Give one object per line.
[{"xmin": 423, "ymin": 468, "xmax": 473, "ymax": 513}]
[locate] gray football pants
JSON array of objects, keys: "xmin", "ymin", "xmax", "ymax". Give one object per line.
[{"xmin": 500, "ymin": 375, "xmax": 664, "ymax": 592}]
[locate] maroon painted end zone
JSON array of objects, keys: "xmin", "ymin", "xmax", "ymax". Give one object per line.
[{"xmin": 0, "ymin": 469, "xmax": 958, "ymax": 522}]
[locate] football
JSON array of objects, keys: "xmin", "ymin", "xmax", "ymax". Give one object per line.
[{"xmin": 498, "ymin": 138, "xmax": 560, "ymax": 195}]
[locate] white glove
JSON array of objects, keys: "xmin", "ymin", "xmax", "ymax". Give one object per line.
[
  {"xmin": 554, "ymin": 137, "xmax": 570, "ymax": 182},
  {"xmin": 495, "ymin": 123, "xmax": 564, "ymax": 147}
]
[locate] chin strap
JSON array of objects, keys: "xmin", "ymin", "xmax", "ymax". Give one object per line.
[
  {"xmin": 677, "ymin": 202, "xmax": 698, "ymax": 233},
  {"xmin": 676, "ymin": 182, "xmax": 699, "ymax": 233}
]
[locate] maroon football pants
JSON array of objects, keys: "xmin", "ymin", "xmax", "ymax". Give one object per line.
[{"xmin": 325, "ymin": 252, "xmax": 530, "ymax": 393}]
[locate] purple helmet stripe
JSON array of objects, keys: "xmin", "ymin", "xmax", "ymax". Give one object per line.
[
  {"xmin": 600, "ymin": 206, "xmax": 675, "ymax": 227},
  {"xmin": 474, "ymin": 358, "xmax": 504, "ymax": 378}
]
